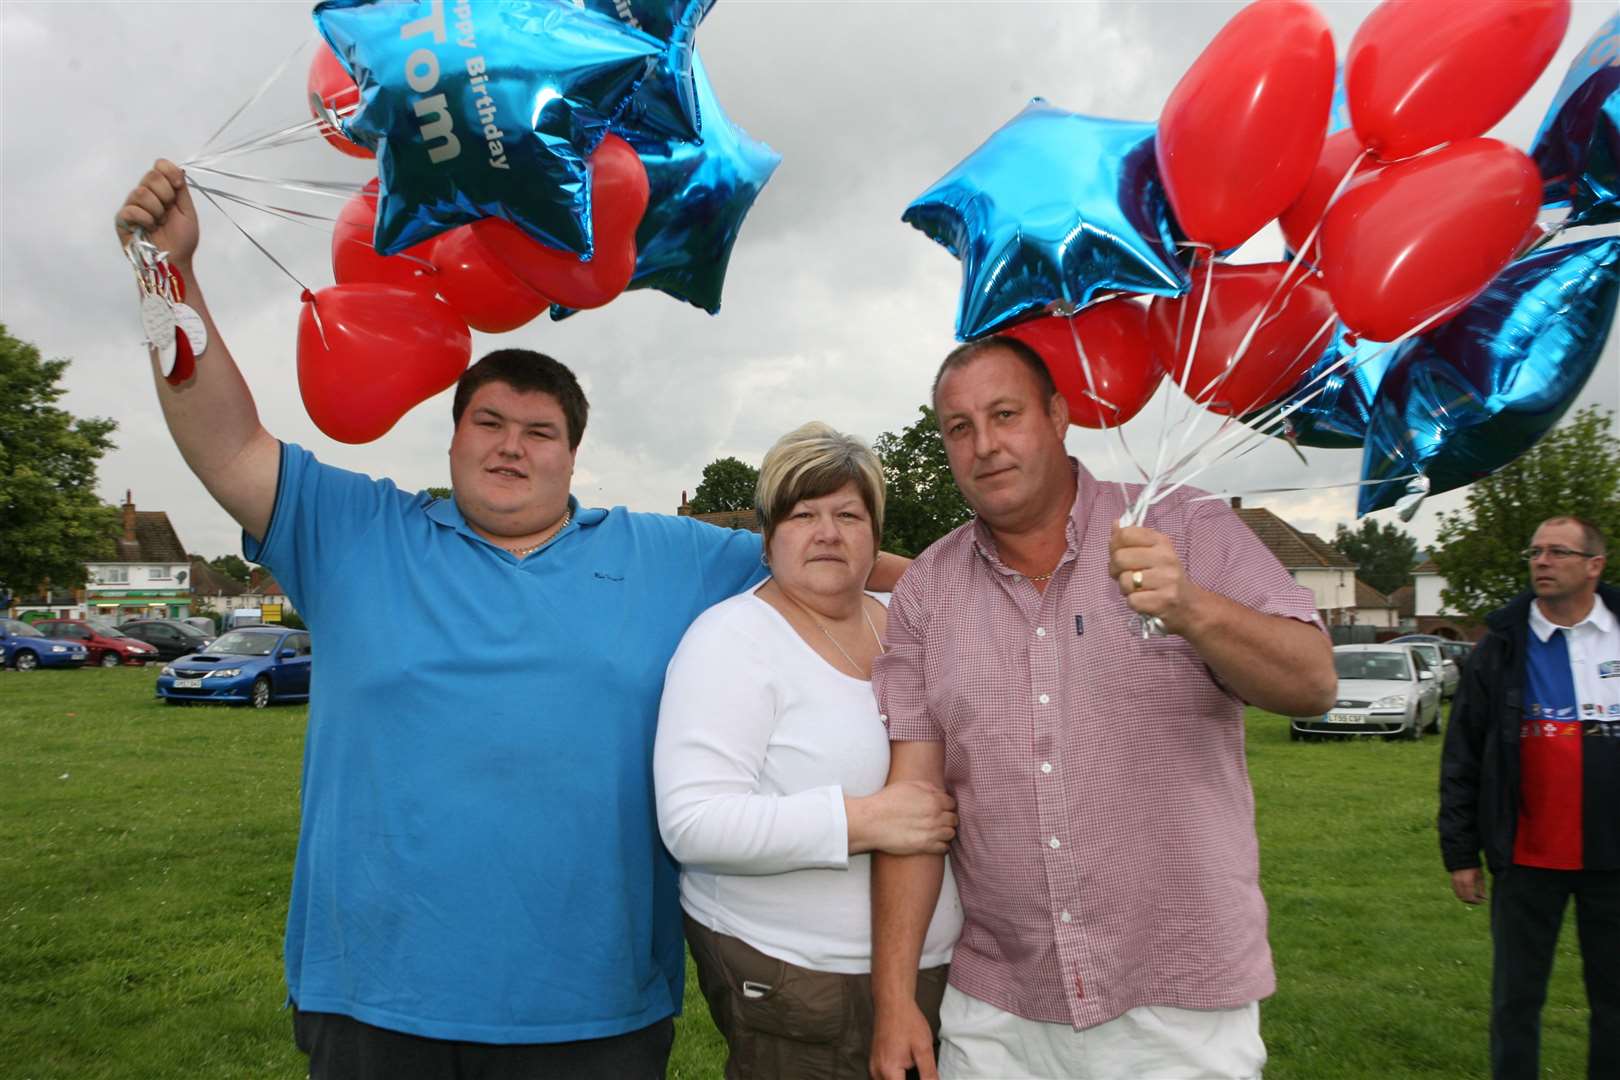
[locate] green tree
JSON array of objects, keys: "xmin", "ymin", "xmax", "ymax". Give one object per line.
[
  {"xmin": 689, "ymin": 456, "xmax": 759, "ymax": 514},
  {"xmin": 1332, "ymin": 519, "xmax": 1418, "ymax": 596},
  {"xmin": 423, "ymin": 486, "xmax": 451, "ymax": 501},
  {"xmin": 1433, "ymin": 405, "xmax": 1620, "ymax": 621},
  {"xmin": 873, "ymin": 406, "xmax": 973, "ymax": 557},
  {"xmin": 0, "ymin": 326, "xmax": 119, "ymax": 596}
]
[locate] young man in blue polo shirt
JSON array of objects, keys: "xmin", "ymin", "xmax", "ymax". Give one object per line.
[
  {"xmin": 116, "ymin": 160, "xmax": 903, "ymax": 1078},
  {"xmin": 1441, "ymin": 516, "xmax": 1620, "ymax": 1080}
]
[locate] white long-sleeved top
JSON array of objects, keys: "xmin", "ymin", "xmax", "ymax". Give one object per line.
[{"xmin": 655, "ymin": 585, "xmax": 961, "ymax": 974}]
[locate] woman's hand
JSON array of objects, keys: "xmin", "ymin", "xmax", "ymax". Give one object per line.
[{"xmin": 847, "ymin": 780, "xmax": 957, "ymax": 856}]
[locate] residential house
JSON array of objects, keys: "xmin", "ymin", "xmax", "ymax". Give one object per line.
[
  {"xmin": 83, "ymin": 492, "xmax": 193, "ymax": 622},
  {"xmin": 1354, "ymin": 578, "xmax": 1399, "ymax": 630},
  {"xmin": 1229, "ymin": 499, "xmax": 1356, "ymax": 624},
  {"xmin": 187, "ymin": 560, "xmax": 297, "ymax": 626},
  {"xmin": 1408, "ymin": 556, "xmax": 1482, "ymax": 641},
  {"xmin": 676, "ymin": 491, "xmax": 762, "ymax": 533}
]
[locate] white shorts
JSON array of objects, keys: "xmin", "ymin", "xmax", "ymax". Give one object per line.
[{"xmin": 937, "ymin": 985, "xmax": 1265, "ymax": 1080}]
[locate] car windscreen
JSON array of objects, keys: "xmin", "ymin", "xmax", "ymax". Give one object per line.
[
  {"xmin": 203, "ymin": 631, "xmax": 278, "ymax": 657},
  {"xmin": 1335, "ymin": 652, "xmax": 1410, "ymax": 681},
  {"xmin": 4, "ymin": 621, "xmax": 44, "ymax": 637},
  {"xmin": 88, "ymin": 622, "xmax": 129, "ymax": 637}
]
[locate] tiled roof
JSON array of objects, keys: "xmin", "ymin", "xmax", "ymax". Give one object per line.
[
  {"xmin": 109, "ymin": 511, "xmax": 186, "ymax": 564},
  {"xmin": 189, "ymin": 558, "xmax": 244, "ymax": 596},
  {"xmin": 1233, "ymin": 508, "xmax": 1355, "ymax": 569},
  {"xmin": 248, "ymin": 568, "xmax": 285, "ymax": 596},
  {"xmin": 1389, "ymin": 584, "xmax": 1416, "ymax": 618},
  {"xmin": 1355, "ymin": 578, "xmax": 1395, "ymax": 609},
  {"xmin": 1413, "ymin": 557, "xmax": 1440, "ymax": 573}
]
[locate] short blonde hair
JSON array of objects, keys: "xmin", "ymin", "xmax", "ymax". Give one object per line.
[{"xmin": 756, "ymin": 421, "xmax": 885, "ymax": 549}]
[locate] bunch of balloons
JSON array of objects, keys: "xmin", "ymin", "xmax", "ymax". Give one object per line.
[
  {"xmin": 906, "ymin": 0, "xmax": 1618, "ymax": 518},
  {"xmin": 297, "ymin": 0, "xmax": 780, "ymax": 442}
]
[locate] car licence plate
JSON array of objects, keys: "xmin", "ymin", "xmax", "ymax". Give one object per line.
[
  {"xmin": 1327, "ymin": 712, "xmax": 1362, "ymax": 724},
  {"xmin": 174, "ymin": 678, "xmax": 203, "ymax": 689}
]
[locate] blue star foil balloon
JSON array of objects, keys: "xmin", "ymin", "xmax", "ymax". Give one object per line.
[
  {"xmin": 584, "ymin": 0, "xmax": 713, "ymax": 142},
  {"xmin": 1260, "ymin": 325, "xmax": 1396, "ymax": 450},
  {"xmin": 1358, "ymin": 237, "xmax": 1620, "ymax": 515},
  {"xmin": 1530, "ymin": 14, "xmax": 1619, "ymax": 228},
  {"xmin": 555, "ymin": 50, "xmax": 780, "ymax": 318},
  {"xmin": 314, "ymin": 0, "xmax": 662, "ymax": 256},
  {"xmin": 903, "ymin": 100, "xmax": 1189, "ymax": 341}
]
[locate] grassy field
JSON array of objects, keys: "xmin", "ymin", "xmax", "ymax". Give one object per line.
[{"xmin": 0, "ymin": 667, "xmax": 1593, "ymax": 1078}]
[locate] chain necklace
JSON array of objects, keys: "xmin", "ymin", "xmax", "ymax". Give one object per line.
[
  {"xmin": 504, "ymin": 509, "xmax": 571, "ymax": 558},
  {"xmin": 777, "ymin": 586, "xmax": 885, "ymax": 677},
  {"xmin": 1025, "ymin": 568, "xmax": 1057, "ymax": 582}
]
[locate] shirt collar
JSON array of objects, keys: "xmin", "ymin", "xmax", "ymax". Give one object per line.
[
  {"xmin": 1528, "ymin": 594, "xmax": 1615, "ymax": 641},
  {"xmin": 970, "ymin": 458, "xmax": 1100, "ymax": 573},
  {"xmin": 424, "ymin": 492, "xmax": 601, "ymax": 547}
]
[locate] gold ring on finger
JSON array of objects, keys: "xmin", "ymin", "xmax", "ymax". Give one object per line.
[{"xmin": 1131, "ymin": 570, "xmax": 1144, "ymax": 592}]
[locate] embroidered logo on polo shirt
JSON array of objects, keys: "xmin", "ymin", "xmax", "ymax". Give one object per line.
[
  {"xmin": 1074, "ymin": 614, "xmax": 1084, "ymax": 636},
  {"xmin": 593, "ymin": 571, "xmax": 624, "ymax": 582},
  {"xmin": 1599, "ymin": 659, "xmax": 1620, "ymax": 679}
]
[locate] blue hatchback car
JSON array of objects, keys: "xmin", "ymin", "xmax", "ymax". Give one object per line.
[
  {"xmin": 2, "ymin": 618, "xmax": 89, "ymax": 670},
  {"xmin": 156, "ymin": 626, "xmax": 312, "ymax": 708}
]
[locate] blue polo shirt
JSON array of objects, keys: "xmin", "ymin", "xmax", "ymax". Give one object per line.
[{"xmin": 245, "ymin": 443, "xmax": 765, "ymax": 1043}]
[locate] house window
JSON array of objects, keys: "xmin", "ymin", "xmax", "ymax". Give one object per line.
[
  {"xmin": 150, "ymin": 566, "xmax": 171, "ymax": 580},
  {"xmin": 99, "ymin": 567, "xmax": 129, "ymax": 584}
]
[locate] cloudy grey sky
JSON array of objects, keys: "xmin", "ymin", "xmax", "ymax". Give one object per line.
[{"xmin": 3, "ymin": 0, "xmax": 1616, "ymax": 562}]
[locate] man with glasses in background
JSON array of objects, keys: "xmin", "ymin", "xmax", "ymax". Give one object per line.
[{"xmin": 1440, "ymin": 516, "xmax": 1620, "ymax": 1080}]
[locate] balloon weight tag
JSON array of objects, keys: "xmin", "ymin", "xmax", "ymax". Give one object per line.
[
  {"xmin": 173, "ymin": 302, "xmax": 208, "ymax": 358},
  {"xmin": 1395, "ymin": 474, "xmax": 1430, "ymax": 523},
  {"xmin": 141, "ymin": 293, "xmax": 178, "ymax": 374}
]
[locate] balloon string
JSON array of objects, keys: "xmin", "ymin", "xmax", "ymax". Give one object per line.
[
  {"xmin": 188, "ymin": 117, "xmax": 334, "ymax": 167},
  {"xmin": 1054, "ymin": 288, "xmax": 1139, "ymax": 509},
  {"xmin": 192, "ymin": 185, "xmax": 311, "ymax": 295},
  {"xmin": 191, "ymin": 34, "xmax": 313, "ymax": 161},
  {"xmin": 1147, "ymin": 306, "xmax": 1454, "ymax": 510},
  {"xmin": 1188, "ymin": 471, "xmax": 1421, "ymax": 502},
  {"xmin": 1133, "ymin": 244, "xmax": 1215, "ymax": 525},
  {"xmin": 184, "ymin": 163, "xmax": 360, "ymax": 200},
  {"xmin": 187, "ymin": 181, "xmax": 339, "ymax": 230}
]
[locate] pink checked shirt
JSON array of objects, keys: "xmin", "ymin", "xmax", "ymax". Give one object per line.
[{"xmin": 874, "ymin": 462, "xmax": 1322, "ymax": 1030}]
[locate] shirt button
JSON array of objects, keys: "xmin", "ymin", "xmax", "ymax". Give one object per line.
[
  {"xmin": 1038, "ymin": 694, "xmax": 1050, "ymax": 705},
  {"xmin": 1036, "ymin": 627, "xmax": 1046, "ymax": 637},
  {"xmin": 1049, "ymin": 836, "xmax": 1061, "ymax": 850},
  {"xmin": 877, "ymin": 714, "xmax": 887, "ymax": 723},
  {"xmin": 1041, "ymin": 762, "xmax": 1053, "ymax": 774},
  {"xmin": 1060, "ymin": 910, "xmax": 1072, "ymax": 923}
]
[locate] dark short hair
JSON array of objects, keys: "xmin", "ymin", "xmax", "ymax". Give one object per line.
[
  {"xmin": 1539, "ymin": 516, "xmax": 1608, "ymax": 557},
  {"xmin": 931, "ymin": 335, "xmax": 1057, "ymax": 414},
  {"xmin": 452, "ymin": 350, "xmax": 589, "ymax": 450}
]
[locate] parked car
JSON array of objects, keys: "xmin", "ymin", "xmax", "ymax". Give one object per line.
[
  {"xmin": 2, "ymin": 618, "xmax": 89, "ymax": 670},
  {"xmin": 117, "ymin": 618, "xmax": 215, "ymax": 662},
  {"xmin": 156, "ymin": 626, "xmax": 312, "ymax": 708},
  {"xmin": 1292, "ymin": 644, "xmax": 1442, "ymax": 741},
  {"xmin": 34, "ymin": 618, "xmax": 160, "ymax": 667},
  {"xmin": 1387, "ymin": 636, "xmax": 1460, "ymax": 700}
]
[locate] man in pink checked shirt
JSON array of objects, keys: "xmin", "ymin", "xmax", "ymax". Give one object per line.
[{"xmin": 867, "ymin": 337, "xmax": 1337, "ymax": 1080}]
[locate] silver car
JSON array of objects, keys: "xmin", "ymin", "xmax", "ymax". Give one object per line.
[
  {"xmin": 1388, "ymin": 636, "xmax": 1461, "ymax": 700},
  {"xmin": 1292, "ymin": 644, "xmax": 1443, "ymax": 741}
]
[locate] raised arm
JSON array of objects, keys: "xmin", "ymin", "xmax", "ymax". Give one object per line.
[{"xmin": 115, "ymin": 159, "xmax": 280, "ymax": 541}]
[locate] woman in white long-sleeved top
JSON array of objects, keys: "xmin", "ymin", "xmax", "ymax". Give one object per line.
[{"xmin": 655, "ymin": 421, "xmax": 962, "ymax": 1080}]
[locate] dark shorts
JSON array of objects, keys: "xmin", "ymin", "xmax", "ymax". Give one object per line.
[
  {"xmin": 292, "ymin": 1006, "xmax": 675, "ymax": 1080},
  {"xmin": 685, "ymin": 914, "xmax": 950, "ymax": 1080}
]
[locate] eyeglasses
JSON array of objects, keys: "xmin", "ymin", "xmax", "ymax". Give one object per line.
[{"xmin": 1520, "ymin": 546, "xmax": 1599, "ymax": 561}]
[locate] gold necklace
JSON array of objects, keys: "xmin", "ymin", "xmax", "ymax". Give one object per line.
[
  {"xmin": 504, "ymin": 508, "xmax": 571, "ymax": 558},
  {"xmin": 777, "ymin": 586, "xmax": 885, "ymax": 677}
]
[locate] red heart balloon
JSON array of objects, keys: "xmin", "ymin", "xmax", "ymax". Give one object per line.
[
  {"xmin": 332, "ymin": 178, "xmax": 438, "ymax": 295},
  {"xmin": 1156, "ymin": 0, "xmax": 1336, "ymax": 250},
  {"xmin": 307, "ymin": 42, "xmax": 373, "ymax": 160},
  {"xmin": 297, "ymin": 284, "xmax": 472, "ymax": 444},
  {"xmin": 429, "ymin": 226, "xmax": 551, "ymax": 334},
  {"xmin": 472, "ymin": 134, "xmax": 649, "ymax": 310},
  {"xmin": 1148, "ymin": 262, "xmax": 1337, "ymax": 416},
  {"xmin": 1318, "ymin": 138, "xmax": 1542, "ymax": 343},
  {"xmin": 1002, "ymin": 299, "xmax": 1163, "ymax": 429},
  {"xmin": 1347, "ymin": 0, "xmax": 1569, "ymax": 162},
  {"xmin": 1278, "ymin": 130, "xmax": 1382, "ymax": 263}
]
